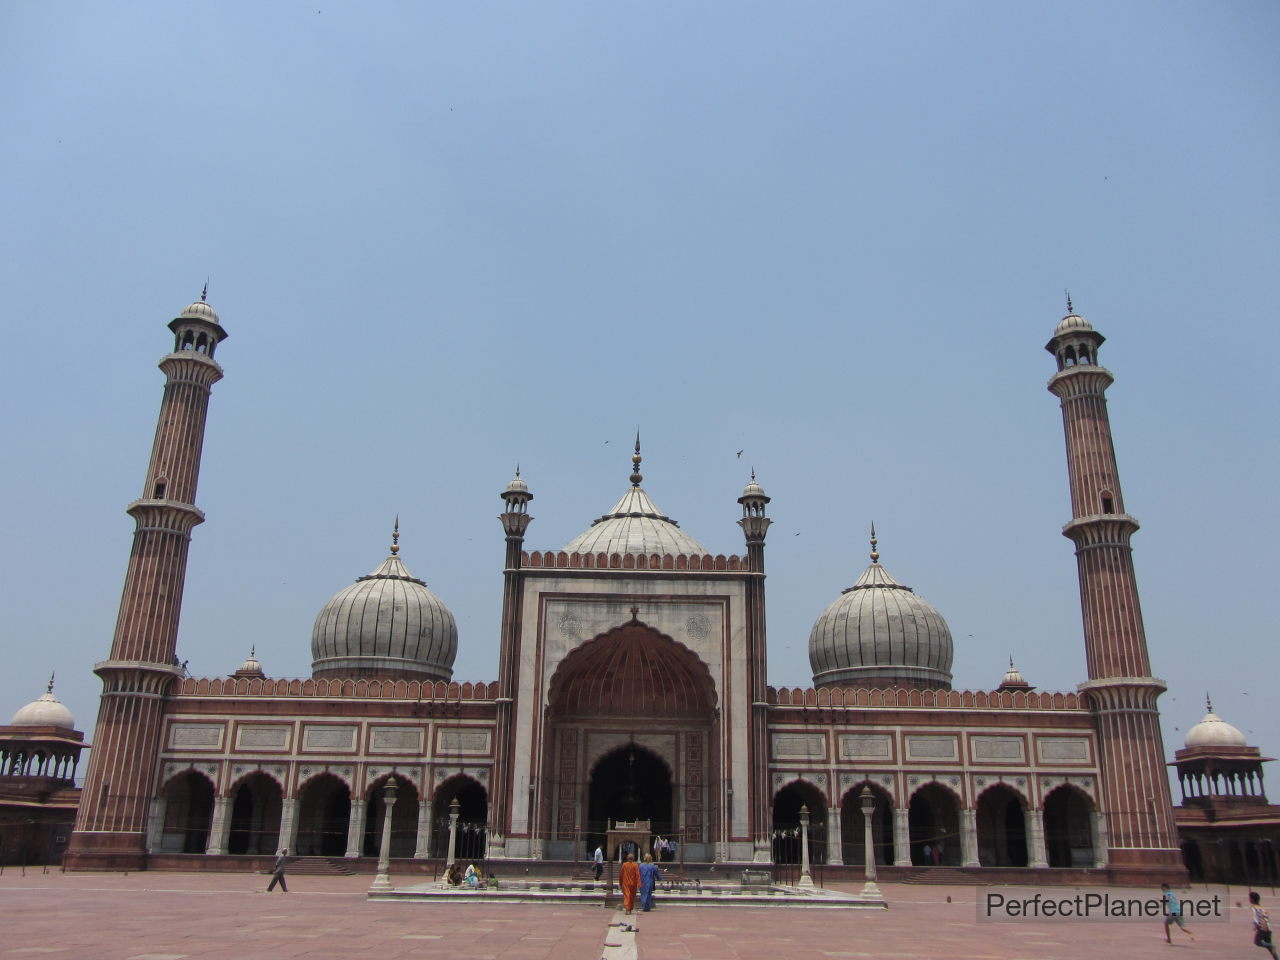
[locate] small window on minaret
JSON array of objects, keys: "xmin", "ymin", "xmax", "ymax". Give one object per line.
[
  {"xmin": 1078, "ymin": 348, "xmax": 1091, "ymax": 364},
  {"xmin": 153, "ymin": 480, "xmax": 167, "ymax": 499},
  {"xmin": 1101, "ymin": 493, "xmax": 1114, "ymax": 514},
  {"xmin": 181, "ymin": 331, "xmax": 195, "ymax": 350},
  {"xmin": 195, "ymin": 334, "xmax": 208, "ymax": 354},
  {"xmin": 1063, "ymin": 346, "xmax": 1077, "ymax": 366}
]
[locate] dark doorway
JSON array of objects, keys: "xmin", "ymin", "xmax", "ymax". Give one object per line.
[
  {"xmin": 1043, "ymin": 785, "xmax": 1095, "ymax": 868},
  {"xmin": 430, "ymin": 776, "xmax": 488, "ymax": 861},
  {"xmin": 908, "ymin": 783, "xmax": 961, "ymax": 866},
  {"xmin": 841, "ymin": 783, "xmax": 894, "ymax": 867},
  {"xmin": 772, "ymin": 781, "xmax": 827, "ymax": 865},
  {"xmin": 227, "ymin": 773, "xmax": 283, "ymax": 855},
  {"xmin": 296, "ymin": 774, "xmax": 351, "ymax": 857},
  {"xmin": 159, "ymin": 770, "xmax": 214, "ymax": 854},
  {"xmin": 587, "ymin": 744, "xmax": 673, "ymax": 843},
  {"xmin": 362, "ymin": 776, "xmax": 420, "ymax": 858},
  {"xmin": 976, "ymin": 785, "xmax": 1028, "ymax": 866}
]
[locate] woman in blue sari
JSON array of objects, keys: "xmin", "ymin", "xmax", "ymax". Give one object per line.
[{"xmin": 639, "ymin": 853, "xmax": 661, "ymax": 912}]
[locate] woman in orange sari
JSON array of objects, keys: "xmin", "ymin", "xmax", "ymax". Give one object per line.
[{"xmin": 619, "ymin": 853, "xmax": 641, "ymax": 915}]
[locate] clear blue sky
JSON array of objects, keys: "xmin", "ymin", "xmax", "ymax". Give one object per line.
[{"xmin": 2, "ymin": 2, "xmax": 1276, "ymax": 775}]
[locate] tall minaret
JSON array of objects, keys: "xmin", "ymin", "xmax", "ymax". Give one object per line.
[
  {"xmin": 492, "ymin": 466, "xmax": 533, "ymax": 856},
  {"xmin": 737, "ymin": 470, "xmax": 772, "ymax": 860},
  {"xmin": 1045, "ymin": 301, "xmax": 1182, "ymax": 875},
  {"xmin": 66, "ymin": 295, "xmax": 227, "ymax": 869}
]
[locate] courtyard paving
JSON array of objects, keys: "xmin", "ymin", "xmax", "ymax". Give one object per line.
[{"xmin": 0, "ymin": 868, "xmax": 1267, "ymax": 959}]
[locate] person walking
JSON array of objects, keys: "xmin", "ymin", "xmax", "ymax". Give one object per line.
[
  {"xmin": 639, "ymin": 853, "xmax": 661, "ymax": 912},
  {"xmin": 593, "ymin": 844, "xmax": 604, "ymax": 881},
  {"xmin": 1160, "ymin": 883, "xmax": 1195, "ymax": 943},
  {"xmin": 266, "ymin": 848, "xmax": 289, "ymax": 893},
  {"xmin": 1253, "ymin": 892, "xmax": 1279, "ymax": 959},
  {"xmin": 619, "ymin": 853, "xmax": 640, "ymax": 915}
]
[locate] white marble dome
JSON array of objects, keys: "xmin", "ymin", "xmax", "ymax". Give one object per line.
[
  {"xmin": 11, "ymin": 684, "xmax": 75, "ymax": 729},
  {"xmin": 564, "ymin": 485, "xmax": 708, "ymax": 557},
  {"xmin": 809, "ymin": 536, "xmax": 954, "ymax": 690},
  {"xmin": 1184, "ymin": 708, "xmax": 1248, "ymax": 749},
  {"xmin": 1054, "ymin": 312, "xmax": 1093, "ymax": 337},
  {"xmin": 178, "ymin": 300, "xmax": 221, "ymax": 326},
  {"xmin": 311, "ymin": 535, "xmax": 457, "ymax": 681}
]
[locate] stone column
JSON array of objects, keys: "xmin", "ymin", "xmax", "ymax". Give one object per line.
[
  {"xmin": 797, "ymin": 804, "xmax": 814, "ymax": 888},
  {"xmin": 146, "ymin": 797, "xmax": 167, "ymax": 853},
  {"xmin": 1092, "ymin": 810, "xmax": 1109, "ymax": 868},
  {"xmin": 370, "ymin": 777, "xmax": 398, "ymax": 892},
  {"xmin": 414, "ymin": 799, "xmax": 432, "ymax": 859},
  {"xmin": 446, "ymin": 798, "xmax": 460, "ymax": 865},
  {"xmin": 345, "ymin": 795, "xmax": 367, "ymax": 858},
  {"xmin": 280, "ymin": 798, "xmax": 299, "ymax": 854},
  {"xmin": 1026, "ymin": 806, "xmax": 1049, "ymax": 869},
  {"xmin": 827, "ymin": 807, "xmax": 844, "ymax": 866},
  {"xmin": 960, "ymin": 808, "xmax": 979, "ymax": 868},
  {"xmin": 206, "ymin": 797, "xmax": 231, "ymax": 856},
  {"xmin": 893, "ymin": 807, "xmax": 911, "ymax": 865}
]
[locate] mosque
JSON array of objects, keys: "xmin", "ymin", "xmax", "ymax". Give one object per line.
[{"xmin": 4, "ymin": 295, "xmax": 1270, "ymax": 882}]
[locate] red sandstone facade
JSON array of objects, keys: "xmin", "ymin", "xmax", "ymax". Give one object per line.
[{"xmin": 59, "ymin": 298, "xmax": 1183, "ymax": 882}]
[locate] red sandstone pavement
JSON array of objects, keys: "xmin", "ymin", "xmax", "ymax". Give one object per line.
[{"xmin": 0, "ymin": 869, "xmax": 1268, "ymax": 960}]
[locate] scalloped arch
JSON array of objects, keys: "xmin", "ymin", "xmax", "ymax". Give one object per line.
[{"xmin": 548, "ymin": 621, "xmax": 717, "ymax": 718}]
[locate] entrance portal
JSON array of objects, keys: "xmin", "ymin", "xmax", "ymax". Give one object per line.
[{"xmin": 588, "ymin": 745, "xmax": 672, "ymax": 849}]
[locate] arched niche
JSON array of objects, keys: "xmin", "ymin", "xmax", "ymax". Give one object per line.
[
  {"xmin": 431, "ymin": 774, "xmax": 487, "ymax": 862},
  {"xmin": 158, "ymin": 769, "xmax": 215, "ymax": 854},
  {"xmin": 1043, "ymin": 784, "xmax": 1095, "ymax": 868},
  {"xmin": 908, "ymin": 782, "xmax": 962, "ymax": 866},
  {"xmin": 227, "ymin": 771, "xmax": 283, "ymax": 855},
  {"xmin": 772, "ymin": 780, "xmax": 828, "ymax": 865},
  {"xmin": 361, "ymin": 774, "xmax": 420, "ymax": 858},
  {"xmin": 976, "ymin": 783, "xmax": 1028, "ymax": 867},
  {"xmin": 295, "ymin": 772, "xmax": 351, "ymax": 857}
]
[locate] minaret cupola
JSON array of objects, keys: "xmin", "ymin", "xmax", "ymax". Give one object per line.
[
  {"xmin": 1045, "ymin": 293, "xmax": 1102, "ymax": 372},
  {"xmin": 737, "ymin": 469, "xmax": 771, "ymax": 548},
  {"xmin": 169, "ymin": 285, "xmax": 228, "ymax": 358}
]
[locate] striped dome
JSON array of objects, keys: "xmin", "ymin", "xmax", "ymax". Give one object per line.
[
  {"xmin": 809, "ymin": 537, "xmax": 953, "ymax": 690},
  {"xmin": 311, "ymin": 539, "xmax": 457, "ymax": 681}
]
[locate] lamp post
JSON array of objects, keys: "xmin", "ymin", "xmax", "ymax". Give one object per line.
[
  {"xmin": 446, "ymin": 797, "xmax": 461, "ymax": 868},
  {"xmin": 798, "ymin": 803, "xmax": 814, "ymax": 888},
  {"xmin": 858, "ymin": 786, "xmax": 884, "ymax": 901},
  {"xmin": 369, "ymin": 776, "xmax": 399, "ymax": 892}
]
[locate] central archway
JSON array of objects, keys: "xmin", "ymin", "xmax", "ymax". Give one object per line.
[
  {"xmin": 542, "ymin": 618, "xmax": 718, "ymax": 858},
  {"xmin": 588, "ymin": 744, "xmax": 673, "ymax": 843}
]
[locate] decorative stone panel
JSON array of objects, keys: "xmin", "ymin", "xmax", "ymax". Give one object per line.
[
  {"xmin": 905, "ymin": 736, "xmax": 958, "ymax": 762},
  {"xmin": 235, "ymin": 724, "xmax": 290, "ymax": 750},
  {"xmin": 1037, "ymin": 737, "xmax": 1091, "ymax": 763},
  {"xmin": 435, "ymin": 728, "xmax": 492, "ymax": 756},
  {"xmin": 370, "ymin": 727, "xmax": 424, "ymax": 753},
  {"xmin": 971, "ymin": 736, "xmax": 1025, "ymax": 763},
  {"xmin": 168, "ymin": 723, "xmax": 223, "ymax": 750},
  {"xmin": 839, "ymin": 734, "xmax": 893, "ymax": 761},
  {"xmin": 771, "ymin": 733, "xmax": 826, "ymax": 761},
  {"xmin": 302, "ymin": 725, "xmax": 358, "ymax": 752}
]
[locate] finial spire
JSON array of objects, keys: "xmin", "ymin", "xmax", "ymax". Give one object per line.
[
  {"xmin": 515, "ymin": 463, "xmax": 521, "ymax": 478},
  {"xmin": 390, "ymin": 516, "xmax": 400, "ymax": 555},
  {"xmin": 869, "ymin": 523, "xmax": 879, "ymax": 563},
  {"xmin": 47, "ymin": 671, "xmax": 55, "ymax": 695},
  {"xmin": 1205, "ymin": 691, "xmax": 1213, "ymax": 713},
  {"xmin": 1009, "ymin": 655, "xmax": 1015, "ymax": 670},
  {"xmin": 630, "ymin": 431, "xmax": 643, "ymax": 486},
  {"xmin": 250, "ymin": 645, "xmax": 256, "ymax": 659},
  {"xmin": 1065, "ymin": 289, "xmax": 1073, "ymax": 314},
  {"xmin": 750, "ymin": 467, "xmax": 756, "ymax": 482},
  {"xmin": 201, "ymin": 280, "xmax": 209, "ymax": 303}
]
